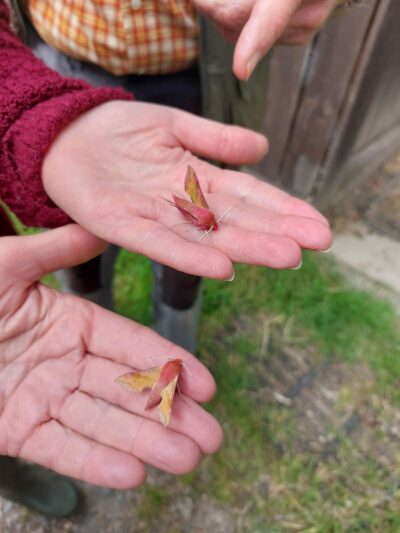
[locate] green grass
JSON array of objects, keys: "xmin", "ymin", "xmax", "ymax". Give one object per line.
[
  {"xmin": 114, "ymin": 251, "xmax": 153, "ymax": 325},
  {"xmin": 113, "ymin": 250, "xmax": 400, "ymax": 530},
  {"xmin": 136, "ymin": 486, "xmax": 171, "ymax": 522}
]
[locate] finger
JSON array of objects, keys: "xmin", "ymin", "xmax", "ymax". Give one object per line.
[
  {"xmin": 19, "ymin": 419, "xmax": 146, "ymax": 489},
  {"xmin": 48, "ymin": 185, "xmax": 234, "ymax": 280},
  {"xmin": 130, "ymin": 183, "xmax": 303, "ymax": 269},
  {"xmin": 85, "ymin": 310, "xmax": 217, "ymax": 402},
  {"xmin": 172, "ymin": 110, "xmax": 268, "ymax": 165},
  {"xmin": 96, "ymin": 212, "xmax": 234, "ymax": 280},
  {"xmin": 206, "ymin": 193, "xmax": 333, "ymax": 251},
  {"xmin": 199, "ymin": 165, "xmax": 330, "ymax": 226},
  {"xmin": 59, "ymin": 389, "xmax": 221, "ymax": 468},
  {"xmin": 80, "ymin": 355, "xmax": 222, "ymax": 453},
  {"xmin": 59, "ymin": 390, "xmax": 201, "ymax": 473},
  {"xmin": 79, "ymin": 357, "xmax": 222, "ymax": 454},
  {"xmin": 193, "ymin": 225, "xmax": 303, "ymax": 269},
  {"xmin": 0, "ymin": 224, "xmax": 106, "ymax": 286},
  {"xmin": 233, "ymin": 0, "xmax": 302, "ymax": 80}
]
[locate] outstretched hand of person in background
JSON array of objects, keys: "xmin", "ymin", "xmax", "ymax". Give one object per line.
[
  {"xmin": 193, "ymin": 0, "xmax": 338, "ymax": 79},
  {"xmin": 0, "ymin": 225, "xmax": 222, "ymax": 488},
  {"xmin": 42, "ymin": 101, "xmax": 332, "ymax": 281}
]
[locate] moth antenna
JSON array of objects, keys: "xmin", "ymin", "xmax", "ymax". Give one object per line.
[
  {"xmin": 146, "ymin": 355, "xmax": 165, "ymax": 367},
  {"xmin": 184, "ymin": 228, "xmax": 201, "ymax": 235},
  {"xmin": 181, "ymin": 361, "xmax": 192, "ymax": 377},
  {"xmin": 217, "ymin": 205, "xmax": 235, "ymax": 224},
  {"xmin": 161, "ymin": 196, "xmax": 175, "ymax": 205}
]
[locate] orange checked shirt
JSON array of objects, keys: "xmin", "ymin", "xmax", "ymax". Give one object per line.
[{"xmin": 27, "ymin": 0, "xmax": 199, "ymax": 75}]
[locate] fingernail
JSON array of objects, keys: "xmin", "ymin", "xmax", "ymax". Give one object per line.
[
  {"xmin": 224, "ymin": 269, "xmax": 236, "ymax": 282},
  {"xmin": 318, "ymin": 244, "xmax": 333, "ymax": 253},
  {"xmin": 290, "ymin": 258, "xmax": 303, "ymax": 271},
  {"xmin": 246, "ymin": 52, "xmax": 262, "ymax": 80}
]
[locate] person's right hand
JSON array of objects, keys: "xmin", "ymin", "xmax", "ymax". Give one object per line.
[
  {"xmin": 193, "ymin": 0, "xmax": 337, "ymax": 79},
  {"xmin": 0, "ymin": 225, "xmax": 222, "ymax": 488},
  {"xmin": 42, "ymin": 101, "xmax": 332, "ymax": 280}
]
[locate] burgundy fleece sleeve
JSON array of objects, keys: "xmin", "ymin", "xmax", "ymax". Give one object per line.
[{"xmin": 0, "ymin": 2, "xmax": 133, "ymax": 227}]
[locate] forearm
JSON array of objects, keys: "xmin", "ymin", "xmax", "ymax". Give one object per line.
[{"xmin": 0, "ymin": 1, "xmax": 132, "ymax": 228}]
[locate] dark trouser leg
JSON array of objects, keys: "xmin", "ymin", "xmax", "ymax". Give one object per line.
[
  {"xmin": 152, "ymin": 265, "xmax": 202, "ymax": 353},
  {"xmin": 55, "ymin": 244, "xmax": 119, "ymax": 310},
  {"xmin": 56, "ymin": 248, "xmax": 202, "ymax": 352}
]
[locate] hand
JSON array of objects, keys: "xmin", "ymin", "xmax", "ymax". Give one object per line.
[
  {"xmin": 42, "ymin": 101, "xmax": 332, "ymax": 279},
  {"xmin": 0, "ymin": 225, "xmax": 222, "ymax": 488},
  {"xmin": 193, "ymin": 0, "xmax": 337, "ymax": 79}
]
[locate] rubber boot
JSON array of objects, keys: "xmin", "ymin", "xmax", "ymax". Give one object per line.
[
  {"xmin": 152, "ymin": 263, "xmax": 202, "ymax": 353},
  {"xmin": 0, "ymin": 457, "xmax": 80, "ymax": 517}
]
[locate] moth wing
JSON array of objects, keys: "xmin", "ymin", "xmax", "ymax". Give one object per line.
[
  {"xmin": 185, "ymin": 166, "xmax": 209, "ymax": 209},
  {"xmin": 173, "ymin": 195, "xmax": 199, "ymax": 222},
  {"xmin": 115, "ymin": 367, "xmax": 161, "ymax": 392},
  {"xmin": 158, "ymin": 375, "xmax": 179, "ymax": 427},
  {"xmin": 145, "ymin": 379, "xmax": 165, "ymax": 410}
]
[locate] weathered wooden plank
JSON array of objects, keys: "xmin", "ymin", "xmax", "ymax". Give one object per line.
[
  {"xmin": 315, "ymin": 0, "xmax": 394, "ymax": 208},
  {"xmin": 319, "ymin": 122, "xmax": 400, "ymax": 209},
  {"xmin": 350, "ymin": 0, "xmax": 400, "ymax": 153},
  {"xmin": 365, "ymin": 169, "xmax": 400, "ymax": 240},
  {"xmin": 256, "ymin": 45, "xmax": 309, "ymax": 181},
  {"xmin": 278, "ymin": 0, "xmax": 377, "ymax": 197}
]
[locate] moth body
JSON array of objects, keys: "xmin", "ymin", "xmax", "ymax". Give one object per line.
[{"xmin": 172, "ymin": 194, "xmax": 218, "ymax": 231}]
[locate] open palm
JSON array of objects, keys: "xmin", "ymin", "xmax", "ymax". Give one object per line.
[
  {"xmin": 43, "ymin": 101, "xmax": 332, "ymax": 280},
  {"xmin": 0, "ymin": 225, "xmax": 222, "ymax": 488}
]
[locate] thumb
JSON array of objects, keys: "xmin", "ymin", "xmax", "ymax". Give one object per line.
[
  {"xmin": 0, "ymin": 224, "xmax": 107, "ymax": 287},
  {"xmin": 173, "ymin": 109, "xmax": 268, "ymax": 165},
  {"xmin": 233, "ymin": 0, "xmax": 301, "ymax": 80}
]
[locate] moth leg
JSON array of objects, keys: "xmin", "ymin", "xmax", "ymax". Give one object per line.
[{"xmin": 199, "ymin": 226, "xmax": 213, "ymax": 242}]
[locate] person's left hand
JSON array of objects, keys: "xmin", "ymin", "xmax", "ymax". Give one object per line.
[
  {"xmin": 0, "ymin": 225, "xmax": 222, "ymax": 488},
  {"xmin": 193, "ymin": 0, "xmax": 337, "ymax": 79}
]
